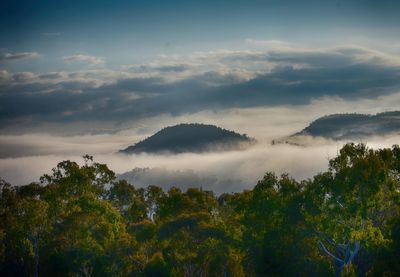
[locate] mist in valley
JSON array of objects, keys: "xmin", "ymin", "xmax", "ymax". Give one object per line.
[{"xmin": 2, "ymin": 94, "xmax": 400, "ymax": 193}]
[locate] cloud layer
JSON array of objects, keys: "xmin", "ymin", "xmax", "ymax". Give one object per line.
[
  {"xmin": 2, "ymin": 134, "xmax": 400, "ymax": 193},
  {"xmin": 1, "ymin": 44, "xmax": 399, "ymax": 134}
]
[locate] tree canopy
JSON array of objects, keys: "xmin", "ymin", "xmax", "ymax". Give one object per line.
[{"xmin": 1, "ymin": 143, "xmax": 399, "ymax": 276}]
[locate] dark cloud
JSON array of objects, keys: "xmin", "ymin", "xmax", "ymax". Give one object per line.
[
  {"xmin": 131, "ymin": 64, "xmax": 190, "ymax": 73},
  {"xmin": 1, "ymin": 46, "xmax": 399, "ymax": 133},
  {"xmin": 266, "ymin": 51, "xmax": 351, "ymax": 68},
  {"xmin": 217, "ymin": 63, "xmax": 400, "ymax": 105}
]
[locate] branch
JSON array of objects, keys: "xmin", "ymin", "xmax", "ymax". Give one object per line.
[{"xmin": 319, "ymin": 241, "xmax": 344, "ymax": 264}]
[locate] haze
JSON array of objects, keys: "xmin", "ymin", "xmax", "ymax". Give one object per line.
[{"xmin": 1, "ymin": 0, "xmax": 400, "ymax": 191}]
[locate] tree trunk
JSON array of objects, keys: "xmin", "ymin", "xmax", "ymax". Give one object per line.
[{"xmin": 32, "ymin": 236, "xmax": 39, "ymax": 277}]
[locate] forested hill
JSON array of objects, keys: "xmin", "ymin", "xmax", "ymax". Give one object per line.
[
  {"xmin": 120, "ymin": 123, "xmax": 255, "ymax": 154},
  {"xmin": 296, "ymin": 111, "xmax": 400, "ymax": 139}
]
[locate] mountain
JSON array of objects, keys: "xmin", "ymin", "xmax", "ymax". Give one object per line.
[
  {"xmin": 295, "ymin": 111, "xmax": 400, "ymax": 140},
  {"xmin": 117, "ymin": 167, "xmax": 246, "ymax": 194},
  {"xmin": 120, "ymin": 123, "xmax": 255, "ymax": 154}
]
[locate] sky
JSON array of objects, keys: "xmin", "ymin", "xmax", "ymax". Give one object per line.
[{"xmin": 1, "ymin": 0, "xmax": 400, "ymax": 190}]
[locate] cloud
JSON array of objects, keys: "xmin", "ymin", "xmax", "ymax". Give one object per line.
[
  {"xmin": 2, "ymin": 134, "xmax": 400, "ymax": 192},
  {"xmin": 63, "ymin": 54, "xmax": 105, "ymax": 66},
  {"xmin": 125, "ymin": 63, "xmax": 190, "ymax": 73},
  {"xmin": 0, "ymin": 50, "xmax": 40, "ymax": 62},
  {"xmin": 1, "ymin": 44, "xmax": 400, "ymax": 134}
]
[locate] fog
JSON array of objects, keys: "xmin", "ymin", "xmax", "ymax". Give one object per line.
[
  {"xmin": 1, "ymin": 94, "xmax": 400, "ymax": 192},
  {"xmin": 2, "ymin": 138, "xmax": 399, "ymax": 193}
]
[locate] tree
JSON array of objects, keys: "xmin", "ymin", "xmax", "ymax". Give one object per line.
[
  {"xmin": 40, "ymin": 156, "xmax": 140, "ymax": 276},
  {"xmin": 308, "ymin": 143, "xmax": 400, "ymax": 275},
  {"xmin": 1, "ymin": 144, "xmax": 399, "ymax": 276},
  {"xmin": 242, "ymin": 173, "xmax": 331, "ymax": 276},
  {"xmin": 0, "ymin": 181, "xmax": 50, "ymax": 277},
  {"xmin": 108, "ymin": 180, "xmax": 147, "ymax": 223}
]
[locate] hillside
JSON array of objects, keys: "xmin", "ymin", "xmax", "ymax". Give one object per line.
[
  {"xmin": 296, "ymin": 111, "xmax": 400, "ymax": 140},
  {"xmin": 120, "ymin": 123, "xmax": 255, "ymax": 154},
  {"xmin": 117, "ymin": 167, "xmax": 245, "ymax": 194}
]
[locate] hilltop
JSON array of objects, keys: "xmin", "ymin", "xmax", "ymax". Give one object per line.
[
  {"xmin": 296, "ymin": 111, "xmax": 400, "ymax": 140},
  {"xmin": 120, "ymin": 123, "xmax": 255, "ymax": 154}
]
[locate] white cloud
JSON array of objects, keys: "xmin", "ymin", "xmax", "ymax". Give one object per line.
[
  {"xmin": 63, "ymin": 54, "xmax": 105, "ymax": 66},
  {"xmin": 0, "ymin": 50, "xmax": 40, "ymax": 62},
  {"xmin": 1, "ymin": 133, "xmax": 400, "ymax": 192}
]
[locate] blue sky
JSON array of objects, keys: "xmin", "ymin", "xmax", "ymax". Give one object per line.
[
  {"xmin": 1, "ymin": 0, "xmax": 400, "ymax": 134},
  {"xmin": 2, "ymin": 0, "xmax": 400, "ymax": 70}
]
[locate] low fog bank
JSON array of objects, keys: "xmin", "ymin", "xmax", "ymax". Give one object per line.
[
  {"xmin": 0, "ymin": 144, "xmax": 329, "ymax": 190},
  {"xmin": 2, "ymin": 135, "xmax": 400, "ymax": 193}
]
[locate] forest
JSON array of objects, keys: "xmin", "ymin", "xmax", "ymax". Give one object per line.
[
  {"xmin": 120, "ymin": 123, "xmax": 254, "ymax": 154},
  {"xmin": 0, "ymin": 143, "xmax": 399, "ymax": 276}
]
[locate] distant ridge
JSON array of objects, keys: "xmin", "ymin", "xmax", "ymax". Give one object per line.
[
  {"xmin": 120, "ymin": 123, "xmax": 255, "ymax": 154},
  {"xmin": 295, "ymin": 111, "xmax": 400, "ymax": 140},
  {"xmin": 117, "ymin": 167, "xmax": 245, "ymax": 194}
]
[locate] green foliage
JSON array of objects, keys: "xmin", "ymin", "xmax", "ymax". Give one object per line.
[
  {"xmin": 0, "ymin": 143, "xmax": 399, "ymax": 276},
  {"xmin": 144, "ymin": 252, "xmax": 170, "ymax": 277}
]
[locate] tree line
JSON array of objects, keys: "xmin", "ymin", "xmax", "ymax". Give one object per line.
[{"xmin": 1, "ymin": 143, "xmax": 399, "ymax": 276}]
